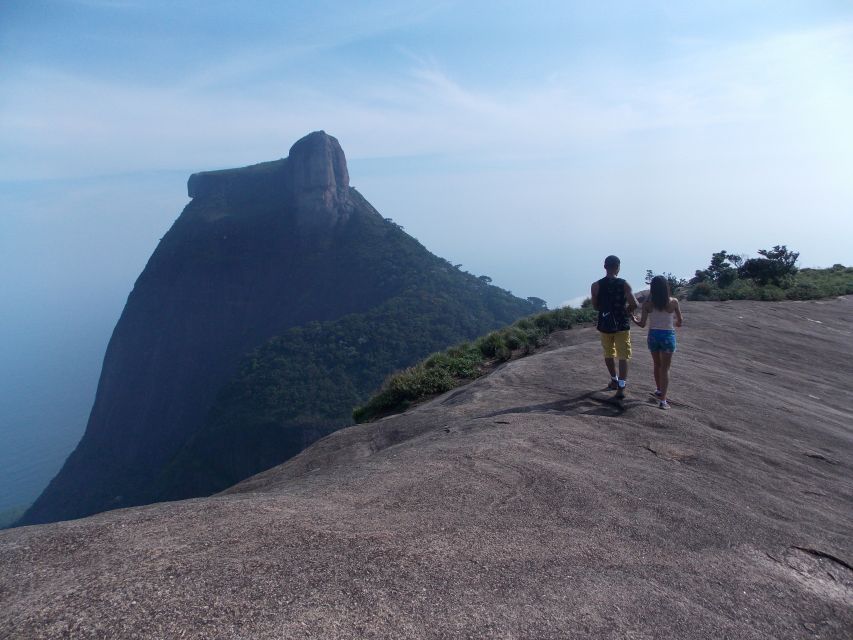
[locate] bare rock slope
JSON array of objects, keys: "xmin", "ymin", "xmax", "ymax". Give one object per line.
[{"xmin": 2, "ymin": 297, "xmax": 852, "ymax": 639}]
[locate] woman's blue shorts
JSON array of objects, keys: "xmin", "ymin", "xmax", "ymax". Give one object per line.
[{"xmin": 648, "ymin": 329, "xmax": 677, "ymax": 353}]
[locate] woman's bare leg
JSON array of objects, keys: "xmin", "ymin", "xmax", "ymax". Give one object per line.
[
  {"xmin": 659, "ymin": 351, "xmax": 673, "ymax": 400},
  {"xmin": 651, "ymin": 351, "xmax": 661, "ymax": 392}
]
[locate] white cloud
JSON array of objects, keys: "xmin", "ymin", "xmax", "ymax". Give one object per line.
[{"xmin": 2, "ymin": 22, "xmax": 851, "ymax": 182}]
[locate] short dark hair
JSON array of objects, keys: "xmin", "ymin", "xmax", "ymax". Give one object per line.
[{"xmin": 604, "ymin": 255, "xmax": 620, "ymax": 269}]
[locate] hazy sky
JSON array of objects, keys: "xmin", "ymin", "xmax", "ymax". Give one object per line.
[{"xmin": 2, "ymin": 0, "xmax": 852, "ymax": 510}]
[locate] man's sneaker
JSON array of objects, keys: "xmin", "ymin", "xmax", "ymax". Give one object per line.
[
  {"xmin": 654, "ymin": 390, "xmax": 663, "ymax": 398},
  {"xmin": 616, "ymin": 380, "xmax": 626, "ymax": 398},
  {"xmin": 608, "ymin": 379, "xmax": 619, "ymax": 390},
  {"xmin": 659, "ymin": 400, "xmax": 670, "ymax": 410}
]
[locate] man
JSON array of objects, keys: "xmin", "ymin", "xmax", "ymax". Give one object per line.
[{"xmin": 590, "ymin": 255, "xmax": 639, "ymax": 398}]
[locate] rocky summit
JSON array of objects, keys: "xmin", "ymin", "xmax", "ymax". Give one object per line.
[
  {"xmin": 18, "ymin": 131, "xmax": 539, "ymax": 527},
  {"xmin": 3, "ymin": 297, "xmax": 851, "ymax": 638}
]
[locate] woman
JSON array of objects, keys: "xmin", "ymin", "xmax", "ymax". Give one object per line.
[{"xmin": 632, "ymin": 276, "xmax": 683, "ymax": 409}]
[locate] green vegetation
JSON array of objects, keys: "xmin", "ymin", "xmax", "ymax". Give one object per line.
[
  {"xmin": 686, "ymin": 246, "xmax": 852, "ymax": 301},
  {"xmin": 353, "ymin": 246, "xmax": 849, "ymax": 427},
  {"xmin": 159, "ymin": 230, "xmax": 849, "ymax": 499},
  {"xmin": 645, "ymin": 270, "xmax": 688, "ymax": 295},
  {"xmin": 353, "ymin": 306, "xmax": 597, "ymax": 423},
  {"xmin": 152, "ymin": 210, "xmax": 542, "ymax": 499}
]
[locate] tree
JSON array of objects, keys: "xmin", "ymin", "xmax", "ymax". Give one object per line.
[
  {"xmin": 739, "ymin": 245, "xmax": 799, "ymax": 286},
  {"xmin": 647, "ymin": 269, "xmax": 687, "ymax": 293},
  {"xmin": 526, "ymin": 296, "xmax": 547, "ymax": 310},
  {"xmin": 663, "ymin": 273, "xmax": 688, "ymax": 294},
  {"xmin": 759, "ymin": 245, "xmax": 798, "ymax": 270},
  {"xmin": 708, "ymin": 251, "xmax": 738, "ymax": 287},
  {"xmin": 691, "ymin": 250, "xmax": 737, "ymax": 287},
  {"xmin": 478, "ymin": 275, "xmax": 493, "ymax": 285}
]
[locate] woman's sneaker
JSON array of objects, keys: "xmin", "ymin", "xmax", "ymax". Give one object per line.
[{"xmin": 659, "ymin": 400, "xmax": 670, "ymax": 410}]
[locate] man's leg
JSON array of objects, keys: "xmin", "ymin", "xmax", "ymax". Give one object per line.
[
  {"xmin": 618, "ymin": 359, "xmax": 629, "ymax": 381},
  {"xmin": 600, "ymin": 333, "xmax": 619, "ymax": 388},
  {"xmin": 614, "ymin": 331, "xmax": 632, "ymax": 397}
]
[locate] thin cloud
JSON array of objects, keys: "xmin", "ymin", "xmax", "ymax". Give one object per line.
[{"xmin": 1, "ymin": 23, "xmax": 851, "ymax": 180}]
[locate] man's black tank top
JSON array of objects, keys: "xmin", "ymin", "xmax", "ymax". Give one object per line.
[{"xmin": 596, "ymin": 276, "xmax": 630, "ymax": 333}]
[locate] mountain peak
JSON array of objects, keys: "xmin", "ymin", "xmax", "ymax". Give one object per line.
[
  {"xmin": 287, "ymin": 130, "xmax": 349, "ymax": 193},
  {"xmin": 16, "ymin": 131, "xmax": 539, "ymax": 528},
  {"xmin": 186, "ymin": 130, "xmax": 349, "ymax": 202}
]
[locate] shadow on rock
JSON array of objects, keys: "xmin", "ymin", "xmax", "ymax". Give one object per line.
[{"xmin": 480, "ymin": 390, "xmax": 647, "ymax": 419}]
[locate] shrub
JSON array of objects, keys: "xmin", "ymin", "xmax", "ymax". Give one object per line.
[
  {"xmin": 533, "ymin": 313, "xmax": 552, "ymax": 329},
  {"xmin": 684, "ymin": 247, "xmax": 850, "ymax": 303},
  {"xmin": 719, "ymin": 278, "xmax": 758, "ymax": 300},
  {"xmin": 757, "ymin": 285, "xmax": 786, "ymax": 301},
  {"xmin": 476, "ymin": 332, "xmax": 507, "ymax": 358},
  {"xmin": 353, "ymin": 305, "xmax": 596, "ymax": 422},
  {"xmin": 786, "ymin": 282, "xmax": 820, "ymax": 300},
  {"xmin": 504, "ymin": 328, "xmax": 524, "ymax": 350},
  {"xmin": 688, "ymin": 282, "xmax": 714, "ymax": 301}
]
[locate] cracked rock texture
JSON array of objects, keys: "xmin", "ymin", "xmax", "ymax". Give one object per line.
[{"xmin": 2, "ymin": 297, "xmax": 851, "ymax": 638}]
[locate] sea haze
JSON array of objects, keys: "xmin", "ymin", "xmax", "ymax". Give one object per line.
[
  {"xmin": 0, "ymin": 306, "xmax": 106, "ymax": 512},
  {"xmin": 0, "ymin": 172, "xmax": 188, "ymax": 513}
]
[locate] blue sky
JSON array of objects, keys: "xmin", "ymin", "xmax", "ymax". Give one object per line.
[{"xmin": 1, "ymin": 0, "xmax": 852, "ymax": 510}]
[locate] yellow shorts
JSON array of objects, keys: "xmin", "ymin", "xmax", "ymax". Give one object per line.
[{"xmin": 600, "ymin": 330, "xmax": 632, "ymax": 360}]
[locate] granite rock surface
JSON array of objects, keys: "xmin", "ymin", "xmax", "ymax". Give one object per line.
[{"xmin": 3, "ymin": 297, "xmax": 851, "ymax": 638}]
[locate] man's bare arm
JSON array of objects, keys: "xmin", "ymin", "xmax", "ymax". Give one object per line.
[
  {"xmin": 625, "ymin": 282, "xmax": 639, "ymax": 312},
  {"xmin": 590, "ymin": 282, "xmax": 600, "ymax": 310},
  {"xmin": 632, "ymin": 301, "xmax": 649, "ymax": 327}
]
